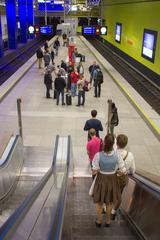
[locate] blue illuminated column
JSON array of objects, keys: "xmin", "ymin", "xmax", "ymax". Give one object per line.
[
  {"xmin": 18, "ymin": 0, "xmax": 27, "ymax": 43},
  {"xmin": 0, "ymin": 12, "xmax": 3, "ymax": 57},
  {"xmin": 5, "ymin": 0, "xmax": 17, "ymax": 49},
  {"xmin": 27, "ymin": 0, "xmax": 34, "ymax": 38}
]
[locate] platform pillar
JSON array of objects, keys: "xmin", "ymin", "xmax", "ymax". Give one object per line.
[
  {"xmin": 0, "ymin": 12, "xmax": 3, "ymax": 57},
  {"xmin": 27, "ymin": 0, "xmax": 34, "ymax": 38},
  {"xmin": 18, "ymin": 0, "xmax": 27, "ymax": 43},
  {"xmin": 5, "ymin": 0, "xmax": 17, "ymax": 49}
]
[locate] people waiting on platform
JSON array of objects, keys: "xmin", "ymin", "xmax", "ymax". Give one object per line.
[
  {"xmin": 57, "ymin": 65, "xmax": 66, "ymax": 77},
  {"xmin": 86, "ymin": 128, "xmax": 102, "ymax": 179},
  {"xmin": 36, "ymin": 47, "xmax": 43, "ymax": 69},
  {"xmin": 44, "ymin": 69, "xmax": 52, "ymax": 99},
  {"xmin": 53, "ymin": 38, "xmax": 60, "ymax": 56},
  {"xmin": 62, "ymin": 32, "xmax": 67, "ymax": 46},
  {"xmin": 50, "ymin": 48, "xmax": 55, "ymax": 64},
  {"xmin": 77, "ymin": 62, "xmax": 84, "ymax": 76},
  {"xmin": 72, "ymin": 48, "xmax": 85, "ymax": 63},
  {"xmin": 70, "ymin": 68, "xmax": 79, "ymax": 97},
  {"xmin": 61, "ymin": 60, "xmax": 67, "ymax": 71},
  {"xmin": 43, "ymin": 49, "xmax": 51, "ymax": 67},
  {"xmin": 93, "ymin": 66, "xmax": 104, "ymax": 98},
  {"xmin": 76, "ymin": 75, "xmax": 86, "ymax": 106},
  {"xmin": 84, "ymin": 110, "xmax": 103, "ymax": 141},
  {"xmin": 107, "ymin": 102, "xmax": 119, "ymax": 134},
  {"xmin": 88, "ymin": 61, "xmax": 97, "ymax": 84},
  {"xmin": 91, "ymin": 134, "xmax": 126, "ymax": 228},
  {"xmin": 44, "ymin": 40, "xmax": 49, "ymax": 51},
  {"xmin": 111, "ymin": 134, "xmax": 136, "ymax": 220},
  {"xmin": 54, "ymin": 73, "xmax": 66, "ymax": 106}
]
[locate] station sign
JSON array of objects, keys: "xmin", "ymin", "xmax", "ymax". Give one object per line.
[
  {"xmin": 39, "ymin": 26, "xmax": 53, "ymax": 34},
  {"xmin": 82, "ymin": 26, "xmax": 107, "ymax": 35}
]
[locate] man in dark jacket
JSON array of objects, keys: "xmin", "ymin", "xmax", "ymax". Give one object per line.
[
  {"xmin": 44, "ymin": 69, "xmax": 52, "ymax": 98},
  {"xmin": 84, "ymin": 109, "xmax": 103, "ymax": 140},
  {"xmin": 54, "ymin": 73, "xmax": 66, "ymax": 105},
  {"xmin": 36, "ymin": 47, "xmax": 43, "ymax": 69}
]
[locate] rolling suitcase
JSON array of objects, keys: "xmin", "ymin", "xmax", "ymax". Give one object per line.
[{"xmin": 66, "ymin": 93, "xmax": 72, "ymax": 105}]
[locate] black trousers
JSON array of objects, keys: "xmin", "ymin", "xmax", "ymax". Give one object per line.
[
  {"xmin": 78, "ymin": 90, "xmax": 85, "ymax": 105},
  {"xmin": 94, "ymin": 84, "xmax": 101, "ymax": 97},
  {"xmin": 46, "ymin": 85, "xmax": 51, "ymax": 98},
  {"xmin": 56, "ymin": 90, "xmax": 65, "ymax": 105}
]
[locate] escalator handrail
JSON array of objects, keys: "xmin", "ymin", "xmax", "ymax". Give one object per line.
[
  {"xmin": 0, "ymin": 135, "xmax": 18, "ymax": 167},
  {"xmin": 0, "ymin": 135, "xmax": 59, "ymax": 238},
  {"xmin": 47, "ymin": 135, "xmax": 71, "ymax": 240},
  {"xmin": 131, "ymin": 173, "xmax": 160, "ymax": 195}
]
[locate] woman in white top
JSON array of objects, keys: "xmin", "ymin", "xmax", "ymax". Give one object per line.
[
  {"xmin": 92, "ymin": 134, "xmax": 126, "ymax": 227},
  {"xmin": 111, "ymin": 134, "xmax": 136, "ymax": 219}
]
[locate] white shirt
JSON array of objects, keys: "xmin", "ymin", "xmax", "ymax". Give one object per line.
[
  {"xmin": 92, "ymin": 150, "xmax": 127, "ymax": 174},
  {"xmin": 118, "ymin": 149, "xmax": 136, "ymax": 174}
]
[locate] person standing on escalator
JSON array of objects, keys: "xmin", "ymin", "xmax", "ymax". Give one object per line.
[{"xmin": 92, "ymin": 134, "xmax": 126, "ymax": 227}]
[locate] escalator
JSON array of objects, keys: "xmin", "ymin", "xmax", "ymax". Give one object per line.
[
  {"xmin": 0, "ymin": 135, "xmax": 159, "ymax": 239},
  {"xmin": 62, "ymin": 177, "xmax": 138, "ymax": 240},
  {"xmin": 0, "ymin": 136, "xmax": 54, "ymax": 227}
]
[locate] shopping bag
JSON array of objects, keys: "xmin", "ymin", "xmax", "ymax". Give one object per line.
[{"xmin": 89, "ymin": 175, "xmax": 97, "ymax": 196}]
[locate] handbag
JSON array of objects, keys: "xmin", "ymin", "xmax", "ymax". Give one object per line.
[
  {"xmin": 89, "ymin": 175, "xmax": 97, "ymax": 196},
  {"xmin": 117, "ymin": 151, "xmax": 129, "ymax": 191}
]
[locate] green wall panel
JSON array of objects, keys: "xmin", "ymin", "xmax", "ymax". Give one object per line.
[{"xmin": 102, "ymin": 2, "xmax": 160, "ymax": 74}]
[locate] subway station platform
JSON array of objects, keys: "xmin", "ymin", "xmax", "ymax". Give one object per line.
[{"xmin": 0, "ymin": 35, "xmax": 160, "ymax": 181}]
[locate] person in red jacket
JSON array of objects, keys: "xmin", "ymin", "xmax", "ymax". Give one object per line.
[{"xmin": 70, "ymin": 68, "xmax": 79, "ymax": 97}]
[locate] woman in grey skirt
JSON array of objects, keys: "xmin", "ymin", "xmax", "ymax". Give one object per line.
[{"xmin": 92, "ymin": 134, "xmax": 126, "ymax": 227}]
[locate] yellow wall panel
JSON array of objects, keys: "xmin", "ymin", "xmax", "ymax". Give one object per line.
[{"xmin": 102, "ymin": 2, "xmax": 160, "ymax": 74}]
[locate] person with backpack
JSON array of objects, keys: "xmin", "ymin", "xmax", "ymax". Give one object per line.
[
  {"xmin": 88, "ymin": 61, "xmax": 97, "ymax": 84},
  {"xmin": 36, "ymin": 47, "xmax": 43, "ymax": 69},
  {"xmin": 109, "ymin": 102, "xmax": 119, "ymax": 134},
  {"xmin": 93, "ymin": 66, "xmax": 103, "ymax": 97}
]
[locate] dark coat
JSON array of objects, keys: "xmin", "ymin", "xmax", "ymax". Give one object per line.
[
  {"xmin": 36, "ymin": 48, "xmax": 43, "ymax": 58},
  {"xmin": 54, "ymin": 77, "xmax": 66, "ymax": 91},
  {"xmin": 44, "ymin": 73, "xmax": 52, "ymax": 88}
]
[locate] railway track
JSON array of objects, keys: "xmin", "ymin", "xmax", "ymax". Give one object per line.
[
  {"xmin": 0, "ymin": 39, "xmax": 43, "ymax": 86},
  {"xmin": 88, "ymin": 37, "xmax": 160, "ymax": 115}
]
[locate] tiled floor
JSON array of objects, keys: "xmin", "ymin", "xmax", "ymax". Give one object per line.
[{"xmin": 0, "ymin": 36, "xmax": 159, "ymax": 179}]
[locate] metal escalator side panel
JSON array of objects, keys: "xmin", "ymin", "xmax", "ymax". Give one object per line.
[
  {"xmin": 0, "ymin": 136, "xmax": 23, "ymax": 203},
  {"xmin": 0, "ymin": 135, "xmax": 60, "ymax": 239},
  {"xmin": 121, "ymin": 176, "xmax": 160, "ymax": 239}
]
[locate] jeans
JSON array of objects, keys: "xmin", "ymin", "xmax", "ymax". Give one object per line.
[
  {"xmin": 56, "ymin": 90, "xmax": 65, "ymax": 105},
  {"xmin": 71, "ymin": 83, "xmax": 77, "ymax": 97},
  {"xmin": 78, "ymin": 90, "xmax": 85, "ymax": 105},
  {"xmin": 94, "ymin": 84, "xmax": 101, "ymax": 97}
]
